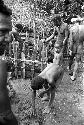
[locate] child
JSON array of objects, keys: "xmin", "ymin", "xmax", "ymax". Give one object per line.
[{"xmin": 31, "ymin": 43, "xmax": 65, "ymax": 114}]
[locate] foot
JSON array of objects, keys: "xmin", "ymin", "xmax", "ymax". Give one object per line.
[
  {"xmin": 70, "ymin": 76, "xmax": 76, "ymax": 81},
  {"xmin": 43, "ymin": 106, "xmax": 51, "ymax": 114},
  {"xmin": 67, "ymin": 66, "xmax": 70, "ymax": 70},
  {"xmin": 31, "ymin": 108, "xmax": 37, "ymax": 117},
  {"xmin": 67, "ymin": 66, "xmax": 72, "ymax": 72},
  {"xmin": 41, "ymin": 96, "xmax": 50, "ymax": 102},
  {"xmin": 69, "ymin": 71, "xmax": 73, "ymax": 76}
]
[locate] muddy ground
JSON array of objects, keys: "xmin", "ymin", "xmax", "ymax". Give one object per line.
[{"xmin": 9, "ymin": 63, "xmax": 84, "ymax": 125}]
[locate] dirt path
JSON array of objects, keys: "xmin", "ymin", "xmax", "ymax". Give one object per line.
[{"xmin": 9, "ymin": 65, "xmax": 84, "ymax": 125}]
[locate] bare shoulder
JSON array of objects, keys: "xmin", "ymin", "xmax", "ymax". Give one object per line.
[{"xmin": 39, "ymin": 63, "xmax": 58, "ymax": 76}]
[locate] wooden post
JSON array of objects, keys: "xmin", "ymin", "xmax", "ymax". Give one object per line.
[
  {"xmin": 9, "ymin": 42, "xmax": 12, "ymax": 57},
  {"xmin": 12, "ymin": 34, "xmax": 15, "ymax": 56},
  {"xmin": 82, "ymin": 63, "xmax": 84, "ymax": 93},
  {"xmin": 30, "ymin": 0, "xmax": 37, "ymax": 78},
  {"xmin": 22, "ymin": 40, "xmax": 25, "ymax": 79},
  {"xmin": 11, "ymin": 33, "xmax": 17, "ymax": 78},
  {"xmin": 33, "ymin": 0, "xmax": 37, "ymax": 61},
  {"xmin": 31, "ymin": 61, "xmax": 35, "ymax": 79},
  {"xmin": 41, "ymin": 29, "xmax": 45, "ymax": 71},
  {"xmin": 37, "ymin": 35, "xmax": 39, "ymax": 60},
  {"xmin": 14, "ymin": 41, "xmax": 18, "ymax": 78},
  {"xmin": 37, "ymin": 35, "xmax": 39, "ymax": 51},
  {"xmin": 46, "ymin": 45, "xmax": 48, "ymax": 63}
]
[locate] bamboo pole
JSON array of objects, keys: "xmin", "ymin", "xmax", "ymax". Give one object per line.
[
  {"xmin": 9, "ymin": 42, "xmax": 12, "ymax": 57},
  {"xmin": 21, "ymin": 31, "xmax": 27, "ymax": 79},
  {"xmin": 41, "ymin": 28, "xmax": 45, "ymax": 71},
  {"xmin": 33, "ymin": 0, "xmax": 37, "ymax": 61},
  {"xmin": 82, "ymin": 63, "xmax": 84, "ymax": 93},
  {"xmin": 14, "ymin": 41, "xmax": 18, "ymax": 79},
  {"xmin": 31, "ymin": 0, "xmax": 37, "ymax": 78},
  {"xmin": 12, "ymin": 34, "xmax": 18, "ymax": 78}
]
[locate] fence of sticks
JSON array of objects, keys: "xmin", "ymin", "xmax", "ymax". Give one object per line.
[{"xmin": 7, "ymin": 29, "xmax": 50, "ymax": 79}]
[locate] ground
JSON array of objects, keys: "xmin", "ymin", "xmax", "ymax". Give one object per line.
[{"xmin": 9, "ymin": 62, "xmax": 84, "ymax": 125}]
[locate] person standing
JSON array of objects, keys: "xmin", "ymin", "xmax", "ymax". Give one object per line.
[
  {"xmin": 45, "ymin": 14, "xmax": 69, "ymax": 59},
  {"xmin": 0, "ymin": 1, "xmax": 18, "ymax": 125}
]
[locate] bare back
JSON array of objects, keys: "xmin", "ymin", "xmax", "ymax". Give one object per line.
[{"xmin": 39, "ymin": 61, "xmax": 63, "ymax": 84}]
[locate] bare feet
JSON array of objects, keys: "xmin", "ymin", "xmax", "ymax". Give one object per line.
[
  {"xmin": 70, "ymin": 76, "xmax": 76, "ymax": 81},
  {"xmin": 43, "ymin": 106, "xmax": 51, "ymax": 114},
  {"xmin": 41, "ymin": 96, "xmax": 50, "ymax": 102},
  {"xmin": 29, "ymin": 107, "xmax": 36, "ymax": 117}
]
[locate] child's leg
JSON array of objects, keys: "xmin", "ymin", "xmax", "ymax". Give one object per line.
[
  {"xmin": 44, "ymin": 81, "xmax": 50, "ymax": 99},
  {"xmin": 68, "ymin": 54, "xmax": 74, "ymax": 71},
  {"xmin": 32, "ymin": 90, "xmax": 36, "ymax": 115},
  {"xmin": 43, "ymin": 87, "xmax": 55, "ymax": 114},
  {"xmin": 48, "ymin": 87, "xmax": 55, "ymax": 107}
]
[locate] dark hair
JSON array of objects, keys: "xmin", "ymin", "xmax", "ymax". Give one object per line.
[
  {"xmin": 52, "ymin": 15, "xmax": 61, "ymax": 22},
  {"xmin": 0, "ymin": 0, "xmax": 12, "ymax": 16},
  {"xmin": 15, "ymin": 24, "xmax": 23, "ymax": 31},
  {"xmin": 52, "ymin": 14, "xmax": 61, "ymax": 26}
]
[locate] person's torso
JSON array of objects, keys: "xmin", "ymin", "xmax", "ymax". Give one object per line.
[
  {"xmin": 70, "ymin": 23, "xmax": 84, "ymax": 45},
  {"xmin": 0, "ymin": 90, "xmax": 11, "ymax": 113},
  {"xmin": 39, "ymin": 62, "xmax": 63, "ymax": 83},
  {"xmin": 56, "ymin": 22, "xmax": 67, "ymax": 45},
  {"xmin": 0, "ymin": 57, "xmax": 11, "ymax": 113}
]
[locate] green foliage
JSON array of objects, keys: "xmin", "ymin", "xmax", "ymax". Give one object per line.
[
  {"xmin": 3, "ymin": 0, "xmax": 84, "ymax": 35},
  {"xmin": 3, "ymin": 0, "xmax": 83, "ymax": 24}
]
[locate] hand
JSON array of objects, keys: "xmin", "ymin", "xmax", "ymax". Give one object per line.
[
  {"xmin": 63, "ymin": 40, "xmax": 65, "ymax": 45},
  {"xmin": 41, "ymin": 39, "xmax": 45, "ymax": 43},
  {"xmin": 69, "ymin": 49, "xmax": 72, "ymax": 56},
  {"xmin": 43, "ymin": 106, "xmax": 51, "ymax": 114}
]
